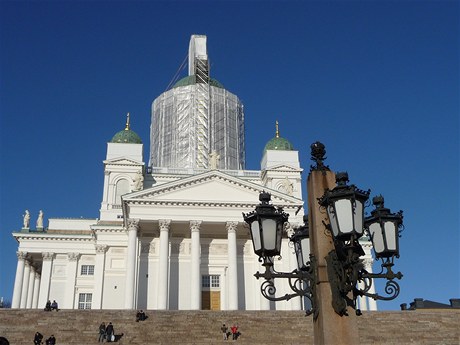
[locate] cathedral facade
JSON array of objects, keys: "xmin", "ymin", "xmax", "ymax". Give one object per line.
[{"xmin": 11, "ymin": 35, "xmax": 376, "ymax": 312}]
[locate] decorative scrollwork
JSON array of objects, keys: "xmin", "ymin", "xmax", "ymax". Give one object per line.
[{"xmin": 254, "ymin": 256, "xmax": 317, "ymax": 316}]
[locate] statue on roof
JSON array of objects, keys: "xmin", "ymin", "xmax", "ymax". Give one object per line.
[
  {"xmin": 23, "ymin": 210, "xmax": 30, "ymax": 229},
  {"xmin": 36, "ymin": 210, "xmax": 44, "ymax": 229}
]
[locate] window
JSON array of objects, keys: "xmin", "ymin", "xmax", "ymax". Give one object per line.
[
  {"xmin": 81, "ymin": 265, "xmax": 94, "ymax": 275},
  {"xmin": 78, "ymin": 293, "xmax": 92, "ymax": 309},
  {"xmin": 202, "ymin": 275, "xmax": 220, "ymax": 288},
  {"xmin": 115, "ymin": 179, "xmax": 130, "ymax": 205}
]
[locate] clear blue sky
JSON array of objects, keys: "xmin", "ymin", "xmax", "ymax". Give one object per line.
[{"xmin": 1, "ymin": 1, "xmax": 458, "ymax": 311}]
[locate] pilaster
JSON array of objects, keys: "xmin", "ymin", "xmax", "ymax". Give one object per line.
[
  {"xmin": 93, "ymin": 245, "xmax": 108, "ymax": 309},
  {"xmin": 65, "ymin": 252, "xmax": 80, "ymax": 309},
  {"xmin": 125, "ymin": 219, "xmax": 140, "ymax": 309}
]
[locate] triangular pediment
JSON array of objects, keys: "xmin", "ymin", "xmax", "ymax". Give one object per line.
[
  {"xmin": 104, "ymin": 157, "xmax": 144, "ymax": 166},
  {"xmin": 264, "ymin": 164, "xmax": 303, "ymax": 172},
  {"xmin": 123, "ymin": 170, "xmax": 302, "ymax": 206}
]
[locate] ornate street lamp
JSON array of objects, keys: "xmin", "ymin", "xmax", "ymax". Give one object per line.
[
  {"xmin": 365, "ymin": 195, "xmax": 403, "ymax": 260},
  {"xmin": 243, "ymin": 193, "xmax": 317, "ymax": 316},
  {"xmin": 319, "ymin": 172, "xmax": 370, "ymax": 241},
  {"xmin": 318, "ymin": 173, "xmax": 404, "ymax": 315},
  {"xmin": 243, "ymin": 191, "xmax": 289, "ymax": 258},
  {"xmin": 290, "ymin": 215, "xmax": 310, "ymax": 271}
]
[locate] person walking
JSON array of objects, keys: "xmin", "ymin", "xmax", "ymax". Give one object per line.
[
  {"xmin": 105, "ymin": 322, "xmax": 114, "ymax": 342},
  {"xmin": 33, "ymin": 332, "xmax": 43, "ymax": 345},
  {"xmin": 221, "ymin": 324, "xmax": 228, "ymax": 340},
  {"xmin": 98, "ymin": 322, "xmax": 106, "ymax": 342}
]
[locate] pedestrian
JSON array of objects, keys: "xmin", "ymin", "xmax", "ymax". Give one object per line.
[
  {"xmin": 45, "ymin": 335, "xmax": 56, "ymax": 345},
  {"xmin": 106, "ymin": 322, "xmax": 114, "ymax": 342},
  {"xmin": 98, "ymin": 322, "xmax": 106, "ymax": 342},
  {"xmin": 221, "ymin": 323, "xmax": 228, "ymax": 340},
  {"xmin": 44, "ymin": 300, "xmax": 51, "ymax": 311},
  {"xmin": 33, "ymin": 332, "xmax": 43, "ymax": 345},
  {"xmin": 231, "ymin": 324, "xmax": 238, "ymax": 340}
]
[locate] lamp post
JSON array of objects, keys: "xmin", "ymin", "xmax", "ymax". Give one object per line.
[{"xmin": 243, "ymin": 142, "xmax": 404, "ymax": 345}]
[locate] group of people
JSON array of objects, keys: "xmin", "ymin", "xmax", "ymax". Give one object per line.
[
  {"xmin": 98, "ymin": 322, "xmax": 115, "ymax": 342},
  {"xmin": 33, "ymin": 332, "xmax": 55, "ymax": 345},
  {"xmin": 44, "ymin": 300, "xmax": 58, "ymax": 312},
  {"xmin": 221, "ymin": 324, "xmax": 239, "ymax": 340}
]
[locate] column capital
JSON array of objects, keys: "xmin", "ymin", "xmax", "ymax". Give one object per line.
[
  {"xmin": 127, "ymin": 218, "xmax": 140, "ymax": 232},
  {"xmin": 24, "ymin": 260, "xmax": 32, "ymax": 268},
  {"xmin": 159, "ymin": 219, "xmax": 171, "ymax": 232},
  {"xmin": 190, "ymin": 220, "xmax": 202, "ymax": 233},
  {"xmin": 17, "ymin": 251, "xmax": 28, "ymax": 260},
  {"xmin": 226, "ymin": 221, "xmax": 238, "ymax": 234},
  {"xmin": 95, "ymin": 245, "xmax": 108, "ymax": 254},
  {"xmin": 68, "ymin": 252, "xmax": 80, "ymax": 261},
  {"xmin": 42, "ymin": 252, "xmax": 55, "ymax": 261}
]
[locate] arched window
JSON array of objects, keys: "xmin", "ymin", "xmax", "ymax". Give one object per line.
[{"xmin": 115, "ymin": 179, "xmax": 130, "ymax": 205}]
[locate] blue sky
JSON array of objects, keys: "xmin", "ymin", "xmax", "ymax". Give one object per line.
[{"xmin": 0, "ymin": 1, "xmax": 458, "ymax": 310}]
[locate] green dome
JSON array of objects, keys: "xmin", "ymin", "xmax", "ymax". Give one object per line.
[
  {"xmin": 111, "ymin": 129, "xmax": 142, "ymax": 144},
  {"xmin": 264, "ymin": 122, "xmax": 294, "ymax": 152},
  {"xmin": 264, "ymin": 137, "xmax": 294, "ymax": 151},
  {"xmin": 172, "ymin": 75, "xmax": 224, "ymax": 89},
  {"xmin": 110, "ymin": 113, "xmax": 142, "ymax": 144}
]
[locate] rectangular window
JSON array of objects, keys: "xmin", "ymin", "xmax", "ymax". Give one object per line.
[
  {"xmin": 78, "ymin": 293, "xmax": 92, "ymax": 309},
  {"xmin": 81, "ymin": 265, "xmax": 95, "ymax": 275},
  {"xmin": 202, "ymin": 275, "xmax": 220, "ymax": 288}
]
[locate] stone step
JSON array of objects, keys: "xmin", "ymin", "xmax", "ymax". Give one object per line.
[{"xmin": 0, "ymin": 309, "xmax": 459, "ymax": 345}]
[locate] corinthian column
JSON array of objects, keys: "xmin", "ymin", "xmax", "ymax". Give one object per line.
[
  {"xmin": 226, "ymin": 221, "xmax": 239, "ymax": 310},
  {"xmin": 32, "ymin": 273, "xmax": 41, "ymax": 309},
  {"xmin": 26, "ymin": 265, "xmax": 36, "ymax": 309},
  {"xmin": 190, "ymin": 220, "xmax": 202, "ymax": 310},
  {"xmin": 38, "ymin": 252, "xmax": 55, "ymax": 308},
  {"xmin": 12, "ymin": 252, "xmax": 28, "ymax": 308},
  {"xmin": 157, "ymin": 219, "xmax": 171, "ymax": 309},
  {"xmin": 93, "ymin": 245, "xmax": 107, "ymax": 309},
  {"xmin": 125, "ymin": 219, "xmax": 140, "ymax": 309}
]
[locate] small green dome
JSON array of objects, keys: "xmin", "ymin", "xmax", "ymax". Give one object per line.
[
  {"xmin": 110, "ymin": 113, "xmax": 142, "ymax": 144},
  {"xmin": 172, "ymin": 75, "xmax": 224, "ymax": 89},
  {"xmin": 111, "ymin": 129, "xmax": 142, "ymax": 144},
  {"xmin": 264, "ymin": 121, "xmax": 294, "ymax": 152}
]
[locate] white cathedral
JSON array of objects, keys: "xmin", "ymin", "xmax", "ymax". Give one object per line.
[{"xmin": 11, "ymin": 35, "xmax": 377, "ymax": 312}]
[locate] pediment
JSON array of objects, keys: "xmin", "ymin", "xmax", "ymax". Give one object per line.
[
  {"xmin": 104, "ymin": 157, "xmax": 144, "ymax": 166},
  {"xmin": 264, "ymin": 164, "xmax": 303, "ymax": 172},
  {"xmin": 123, "ymin": 170, "xmax": 302, "ymax": 206}
]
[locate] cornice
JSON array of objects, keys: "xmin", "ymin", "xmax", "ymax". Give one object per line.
[
  {"xmin": 125, "ymin": 199, "xmax": 302, "ymax": 211},
  {"xmin": 13, "ymin": 233, "xmax": 93, "ymax": 242}
]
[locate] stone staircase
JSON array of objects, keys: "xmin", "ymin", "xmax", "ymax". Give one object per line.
[{"xmin": 0, "ymin": 309, "xmax": 458, "ymax": 345}]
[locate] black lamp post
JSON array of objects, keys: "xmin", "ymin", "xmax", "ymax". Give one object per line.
[
  {"xmin": 243, "ymin": 194, "xmax": 317, "ymax": 315},
  {"xmin": 243, "ymin": 141, "xmax": 404, "ymax": 320}
]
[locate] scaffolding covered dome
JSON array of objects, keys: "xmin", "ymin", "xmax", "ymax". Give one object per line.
[{"xmin": 149, "ymin": 35, "xmax": 245, "ymax": 170}]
